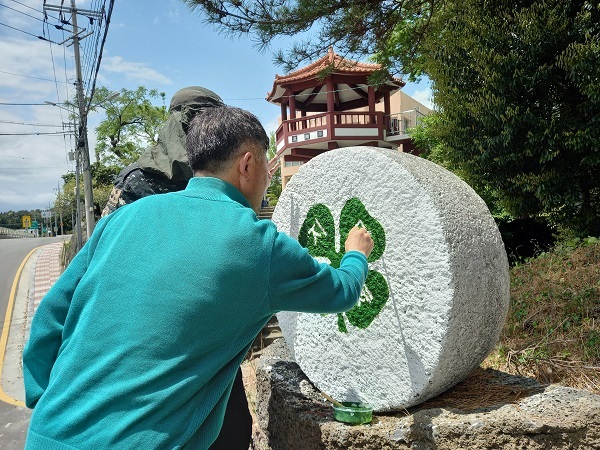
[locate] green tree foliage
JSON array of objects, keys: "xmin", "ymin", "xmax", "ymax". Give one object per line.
[
  {"xmin": 182, "ymin": 0, "xmax": 436, "ymax": 77},
  {"xmin": 185, "ymin": 0, "xmax": 600, "ymax": 236},
  {"xmin": 266, "ymin": 132, "xmax": 282, "ymax": 205},
  {"xmin": 418, "ymin": 0, "xmax": 600, "ymax": 236},
  {"xmin": 53, "ymin": 187, "xmax": 73, "ymax": 232},
  {"xmin": 92, "ymin": 86, "xmax": 168, "ymax": 167},
  {"xmin": 0, "ymin": 210, "xmax": 41, "ymax": 229}
]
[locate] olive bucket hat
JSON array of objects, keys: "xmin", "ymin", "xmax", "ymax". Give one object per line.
[{"xmin": 137, "ymin": 86, "xmax": 224, "ymax": 181}]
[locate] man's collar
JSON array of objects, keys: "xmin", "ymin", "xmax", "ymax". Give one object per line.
[{"xmin": 185, "ymin": 176, "xmax": 252, "ymax": 209}]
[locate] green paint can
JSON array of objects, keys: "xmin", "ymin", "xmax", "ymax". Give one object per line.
[{"xmin": 333, "ymin": 402, "xmax": 373, "ymax": 424}]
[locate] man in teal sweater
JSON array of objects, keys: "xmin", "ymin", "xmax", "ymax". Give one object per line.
[{"xmin": 23, "ymin": 106, "xmax": 373, "ymax": 449}]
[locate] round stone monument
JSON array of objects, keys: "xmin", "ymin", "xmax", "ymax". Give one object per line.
[{"xmin": 272, "ymin": 147, "xmax": 510, "ymax": 411}]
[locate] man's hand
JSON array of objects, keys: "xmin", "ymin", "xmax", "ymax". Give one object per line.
[{"xmin": 345, "ymin": 226, "xmax": 374, "ymax": 258}]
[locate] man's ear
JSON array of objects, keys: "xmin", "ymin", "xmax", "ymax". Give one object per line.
[{"xmin": 238, "ymin": 152, "xmax": 253, "ymax": 178}]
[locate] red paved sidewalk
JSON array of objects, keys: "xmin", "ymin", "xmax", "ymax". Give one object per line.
[{"xmin": 27, "ymin": 242, "xmax": 63, "ymax": 328}]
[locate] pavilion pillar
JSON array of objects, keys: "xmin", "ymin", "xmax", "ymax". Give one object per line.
[
  {"xmin": 326, "ymin": 78, "xmax": 335, "ymax": 124},
  {"xmin": 289, "ymin": 91, "xmax": 297, "ymax": 120},
  {"xmin": 384, "ymin": 92, "xmax": 391, "ymax": 129},
  {"xmin": 368, "ymin": 86, "xmax": 376, "ymax": 124},
  {"xmin": 288, "ymin": 89, "xmax": 297, "ymax": 130}
]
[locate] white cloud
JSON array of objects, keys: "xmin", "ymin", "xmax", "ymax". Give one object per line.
[
  {"xmin": 264, "ymin": 115, "xmax": 281, "ymax": 136},
  {"xmin": 411, "ymin": 87, "xmax": 434, "ymax": 110},
  {"xmin": 0, "ymin": 38, "xmax": 72, "ymax": 100},
  {"xmin": 0, "ymin": 36, "xmax": 75, "ymax": 212},
  {"xmin": 0, "ymin": 129, "xmax": 74, "ymax": 212},
  {"xmin": 101, "ymin": 56, "xmax": 172, "ymax": 85}
]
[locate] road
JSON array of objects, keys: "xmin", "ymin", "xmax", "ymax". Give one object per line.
[{"xmin": 0, "ymin": 236, "xmax": 68, "ymax": 449}]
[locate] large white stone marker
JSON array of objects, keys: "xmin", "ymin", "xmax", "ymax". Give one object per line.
[{"xmin": 272, "ymin": 147, "xmax": 510, "ymax": 412}]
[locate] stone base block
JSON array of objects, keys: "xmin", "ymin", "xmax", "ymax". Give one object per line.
[{"xmin": 256, "ymin": 340, "xmax": 600, "ymax": 450}]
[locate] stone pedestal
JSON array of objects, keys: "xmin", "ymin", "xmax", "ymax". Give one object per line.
[{"xmin": 255, "ymin": 340, "xmax": 600, "ymax": 450}]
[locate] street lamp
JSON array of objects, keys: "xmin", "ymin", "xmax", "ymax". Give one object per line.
[{"xmin": 45, "ymin": 90, "xmax": 119, "ymax": 242}]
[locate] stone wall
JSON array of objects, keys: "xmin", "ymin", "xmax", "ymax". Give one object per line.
[{"xmin": 255, "ymin": 340, "xmax": 600, "ymax": 450}]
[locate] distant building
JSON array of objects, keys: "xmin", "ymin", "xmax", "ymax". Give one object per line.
[{"xmin": 266, "ymin": 49, "xmax": 431, "ymax": 188}]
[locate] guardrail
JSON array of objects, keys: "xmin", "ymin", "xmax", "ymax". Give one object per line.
[
  {"xmin": 0, "ymin": 226, "xmax": 38, "ymax": 238},
  {"xmin": 387, "ymin": 109, "xmax": 426, "ymax": 136}
]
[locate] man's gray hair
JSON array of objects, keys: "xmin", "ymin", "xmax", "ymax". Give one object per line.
[{"xmin": 186, "ymin": 106, "xmax": 269, "ymax": 174}]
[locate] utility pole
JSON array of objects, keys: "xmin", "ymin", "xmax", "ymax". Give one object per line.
[
  {"xmin": 74, "ymin": 149, "xmax": 83, "ymax": 249},
  {"xmin": 44, "ymin": 1, "xmax": 103, "ymax": 239},
  {"xmin": 57, "ymin": 182, "xmax": 64, "ymax": 235},
  {"xmin": 71, "ymin": 0, "xmax": 95, "ymax": 238}
]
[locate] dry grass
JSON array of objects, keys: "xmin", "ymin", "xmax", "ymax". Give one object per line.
[
  {"xmin": 483, "ymin": 239, "xmax": 600, "ymax": 394},
  {"xmin": 413, "ymin": 367, "xmax": 539, "ymax": 412}
]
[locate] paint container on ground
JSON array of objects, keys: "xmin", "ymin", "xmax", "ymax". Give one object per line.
[{"xmin": 332, "ymin": 402, "xmax": 373, "ymax": 424}]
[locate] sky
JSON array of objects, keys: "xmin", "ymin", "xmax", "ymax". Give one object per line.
[{"xmin": 0, "ymin": 0, "xmax": 433, "ymax": 213}]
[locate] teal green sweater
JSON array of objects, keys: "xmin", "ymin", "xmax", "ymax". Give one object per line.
[{"xmin": 23, "ymin": 177, "xmax": 368, "ymax": 449}]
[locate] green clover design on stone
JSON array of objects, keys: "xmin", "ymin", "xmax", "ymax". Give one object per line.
[{"xmin": 298, "ymin": 198, "xmax": 389, "ymax": 333}]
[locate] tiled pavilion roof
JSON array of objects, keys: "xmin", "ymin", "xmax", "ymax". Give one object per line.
[{"xmin": 266, "ymin": 48, "xmax": 404, "ymax": 106}]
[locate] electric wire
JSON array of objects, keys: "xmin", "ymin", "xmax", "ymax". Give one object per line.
[
  {"xmin": 0, "ymin": 120, "xmax": 68, "ymax": 127},
  {"xmin": 0, "ymin": 3, "xmax": 45, "ymax": 23},
  {"xmin": 7, "ymin": 0, "xmax": 66, "ymax": 23},
  {"xmin": 1, "ymin": 153, "xmax": 66, "ymax": 161},
  {"xmin": 86, "ymin": 0, "xmax": 113, "ymax": 111},
  {"xmin": 80, "ymin": 0, "xmax": 105, "ymax": 100},
  {"xmin": 61, "ymin": 28, "xmax": 75, "ymax": 166},
  {"xmin": 0, "ymin": 131, "xmax": 73, "ymax": 135},
  {"xmin": 45, "ymin": 19, "xmax": 65, "ymax": 127},
  {"xmin": 0, "ymin": 69, "xmax": 70, "ymax": 84},
  {"xmin": 0, "ymin": 21, "xmax": 58, "ymax": 43},
  {"xmin": 0, "ymin": 102, "xmax": 53, "ymax": 106}
]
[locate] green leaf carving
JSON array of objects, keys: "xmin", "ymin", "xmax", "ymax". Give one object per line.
[
  {"xmin": 339, "ymin": 197, "xmax": 386, "ymax": 263},
  {"xmin": 298, "ymin": 204, "xmax": 341, "ymax": 267},
  {"xmin": 299, "ymin": 198, "xmax": 389, "ymax": 332},
  {"xmin": 344, "ymin": 271, "xmax": 389, "ymax": 329}
]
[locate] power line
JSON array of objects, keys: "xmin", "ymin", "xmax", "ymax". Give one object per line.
[
  {"xmin": 80, "ymin": 1, "xmax": 105, "ymax": 100},
  {"xmin": 0, "ymin": 21, "xmax": 58, "ymax": 44},
  {"xmin": 0, "ymin": 131, "xmax": 72, "ymax": 136},
  {"xmin": 0, "ymin": 3, "xmax": 45, "ymax": 22},
  {"xmin": 86, "ymin": 0, "xmax": 113, "ymax": 110},
  {"xmin": 0, "ymin": 69, "xmax": 70, "ymax": 84},
  {"xmin": 45, "ymin": 20, "xmax": 66, "ymax": 124},
  {"xmin": 6, "ymin": 0, "xmax": 66, "ymax": 23},
  {"xmin": 1, "ymin": 153, "xmax": 64, "ymax": 161},
  {"xmin": 0, "ymin": 166, "xmax": 69, "ymax": 169},
  {"xmin": 0, "ymin": 102, "xmax": 52, "ymax": 106},
  {"xmin": 0, "ymin": 120, "xmax": 69, "ymax": 127},
  {"xmin": 61, "ymin": 43, "xmax": 74, "ymax": 163}
]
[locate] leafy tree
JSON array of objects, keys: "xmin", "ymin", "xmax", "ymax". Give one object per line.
[
  {"xmin": 58, "ymin": 87, "xmax": 167, "ymax": 225},
  {"xmin": 417, "ymin": 0, "xmax": 600, "ymax": 236},
  {"xmin": 186, "ymin": 0, "xmax": 600, "ymax": 236},
  {"xmin": 266, "ymin": 132, "xmax": 282, "ymax": 205},
  {"xmin": 182, "ymin": 0, "xmax": 436, "ymax": 77},
  {"xmin": 0, "ymin": 209, "xmax": 44, "ymax": 230},
  {"xmin": 92, "ymin": 86, "xmax": 168, "ymax": 167}
]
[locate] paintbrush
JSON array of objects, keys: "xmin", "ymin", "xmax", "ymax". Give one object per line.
[{"xmin": 320, "ymin": 391, "xmax": 344, "ymax": 407}]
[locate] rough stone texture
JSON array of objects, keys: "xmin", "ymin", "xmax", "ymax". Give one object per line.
[
  {"xmin": 272, "ymin": 147, "xmax": 510, "ymax": 411},
  {"xmin": 255, "ymin": 339, "xmax": 600, "ymax": 450}
]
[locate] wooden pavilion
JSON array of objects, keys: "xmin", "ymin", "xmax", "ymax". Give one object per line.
[{"xmin": 266, "ymin": 49, "xmax": 413, "ymax": 186}]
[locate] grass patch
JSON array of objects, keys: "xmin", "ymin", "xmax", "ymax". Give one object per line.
[{"xmin": 483, "ymin": 238, "xmax": 600, "ymax": 393}]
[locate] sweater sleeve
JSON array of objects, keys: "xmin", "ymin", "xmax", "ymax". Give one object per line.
[
  {"xmin": 268, "ymin": 230, "xmax": 369, "ymax": 314},
  {"xmin": 22, "ymin": 241, "xmax": 90, "ymax": 408}
]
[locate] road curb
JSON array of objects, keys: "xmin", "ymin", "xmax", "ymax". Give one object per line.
[{"xmin": 0, "ymin": 246, "xmax": 40, "ymax": 407}]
